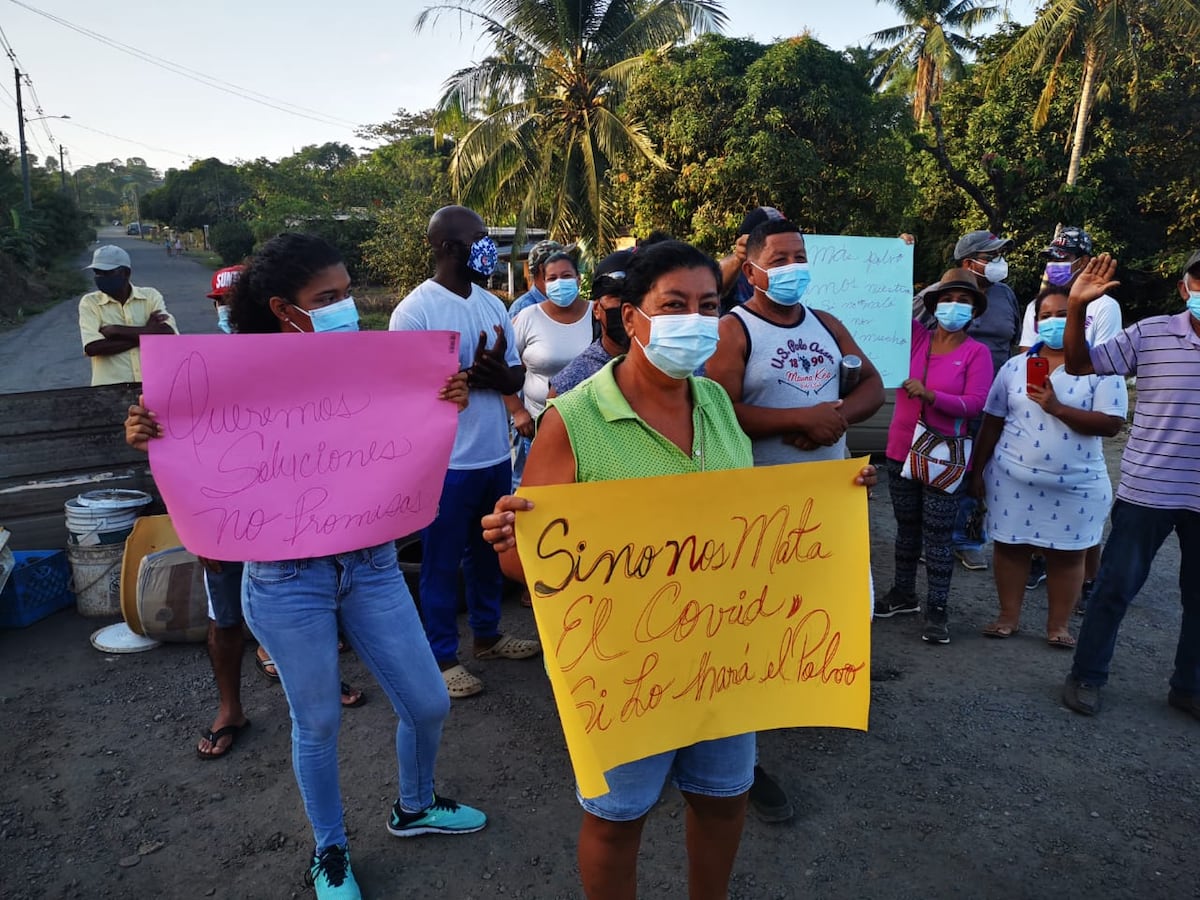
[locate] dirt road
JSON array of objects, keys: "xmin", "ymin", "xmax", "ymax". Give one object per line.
[
  {"xmin": 0, "ymin": 227, "xmax": 219, "ymax": 395},
  {"xmin": 1, "ymin": 433, "xmax": 1196, "ymax": 899}
]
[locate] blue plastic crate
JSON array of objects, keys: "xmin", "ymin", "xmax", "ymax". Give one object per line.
[{"xmin": 0, "ymin": 550, "xmax": 75, "ymax": 628}]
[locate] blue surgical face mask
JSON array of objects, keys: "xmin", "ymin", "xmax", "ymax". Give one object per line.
[
  {"xmin": 753, "ymin": 261, "xmax": 811, "ymax": 306},
  {"xmin": 294, "ymin": 296, "xmax": 359, "ymax": 333},
  {"xmin": 468, "ymin": 236, "xmax": 499, "ymax": 277},
  {"xmin": 1044, "ymin": 260, "xmax": 1075, "ymax": 287},
  {"xmin": 634, "ymin": 307, "xmax": 719, "ymax": 379},
  {"xmin": 216, "ymin": 305, "xmax": 233, "ymax": 334},
  {"xmin": 546, "ymin": 277, "xmax": 580, "ymax": 307},
  {"xmin": 1187, "ymin": 291, "xmax": 1200, "ymax": 322},
  {"xmin": 1037, "ymin": 316, "xmax": 1067, "ymax": 349},
  {"xmin": 934, "ymin": 301, "xmax": 974, "ymax": 332}
]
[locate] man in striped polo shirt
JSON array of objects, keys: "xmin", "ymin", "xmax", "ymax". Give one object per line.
[{"xmin": 1060, "ymin": 251, "xmax": 1200, "ymax": 719}]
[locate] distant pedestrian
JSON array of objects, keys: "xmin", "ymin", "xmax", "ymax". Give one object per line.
[
  {"xmin": 78, "ymin": 244, "xmax": 177, "ymax": 386},
  {"xmin": 174, "ymin": 237, "xmax": 183, "ymax": 258}
]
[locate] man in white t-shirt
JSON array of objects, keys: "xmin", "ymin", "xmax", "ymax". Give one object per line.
[
  {"xmin": 389, "ymin": 206, "xmax": 542, "ymax": 699},
  {"xmin": 1018, "ymin": 226, "xmax": 1123, "ymax": 603},
  {"xmin": 1019, "ymin": 226, "xmax": 1121, "ymax": 349}
]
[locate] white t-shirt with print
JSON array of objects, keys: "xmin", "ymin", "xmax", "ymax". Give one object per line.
[
  {"xmin": 1019, "ymin": 293, "xmax": 1121, "ymax": 348},
  {"xmin": 389, "ymin": 279, "xmax": 521, "ymax": 470},
  {"xmin": 512, "ymin": 301, "xmax": 595, "ymax": 418}
]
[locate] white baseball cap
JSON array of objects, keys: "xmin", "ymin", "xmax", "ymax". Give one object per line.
[{"xmin": 84, "ymin": 245, "xmax": 131, "ymax": 271}]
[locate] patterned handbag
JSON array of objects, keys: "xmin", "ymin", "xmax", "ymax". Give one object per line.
[
  {"xmin": 901, "ymin": 420, "xmax": 971, "ymax": 492},
  {"xmin": 899, "ymin": 342, "xmax": 971, "ymax": 492}
]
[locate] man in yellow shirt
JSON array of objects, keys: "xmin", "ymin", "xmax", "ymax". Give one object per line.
[{"xmin": 79, "ymin": 245, "xmax": 177, "ymax": 386}]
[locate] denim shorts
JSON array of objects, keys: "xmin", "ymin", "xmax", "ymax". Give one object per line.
[
  {"xmin": 578, "ymin": 732, "xmax": 756, "ymax": 822},
  {"xmin": 204, "ymin": 562, "xmax": 245, "ymax": 628}
]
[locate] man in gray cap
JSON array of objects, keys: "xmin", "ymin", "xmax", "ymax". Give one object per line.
[
  {"xmin": 508, "ymin": 239, "xmax": 568, "ymax": 319},
  {"xmin": 78, "ymin": 244, "xmax": 176, "ymax": 386},
  {"xmin": 913, "ymin": 230, "xmax": 1021, "ymax": 571}
]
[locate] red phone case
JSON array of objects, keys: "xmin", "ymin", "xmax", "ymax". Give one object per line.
[{"xmin": 1027, "ymin": 357, "xmax": 1049, "ymax": 389}]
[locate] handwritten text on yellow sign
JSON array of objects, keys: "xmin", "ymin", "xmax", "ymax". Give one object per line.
[{"xmin": 516, "ymin": 457, "xmax": 872, "ymax": 797}]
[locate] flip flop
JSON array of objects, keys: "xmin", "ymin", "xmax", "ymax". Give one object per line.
[
  {"xmin": 981, "ymin": 623, "xmax": 1020, "ymax": 639},
  {"xmin": 197, "ymin": 721, "xmax": 250, "ymax": 760},
  {"xmin": 340, "ymin": 681, "xmax": 367, "ymax": 708},
  {"xmin": 255, "ymin": 654, "xmax": 280, "ymax": 681},
  {"xmin": 1048, "ymin": 634, "xmax": 1077, "ymax": 649}
]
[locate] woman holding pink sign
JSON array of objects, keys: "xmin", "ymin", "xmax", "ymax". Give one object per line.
[{"xmin": 125, "ymin": 233, "xmax": 486, "ymax": 900}]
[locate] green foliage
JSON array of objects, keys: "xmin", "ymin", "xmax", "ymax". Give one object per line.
[
  {"xmin": 614, "ymin": 34, "xmax": 913, "ymax": 256},
  {"xmin": 209, "ymin": 221, "xmax": 255, "ymax": 265},
  {"xmin": 417, "ymin": 0, "xmax": 728, "ymax": 253},
  {"xmin": 141, "ymin": 158, "xmax": 248, "ymax": 230},
  {"xmin": 71, "ymin": 157, "xmax": 162, "ymax": 222}
]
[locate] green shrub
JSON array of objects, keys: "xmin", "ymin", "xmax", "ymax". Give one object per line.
[{"xmin": 210, "ymin": 221, "xmax": 256, "ymax": 264}]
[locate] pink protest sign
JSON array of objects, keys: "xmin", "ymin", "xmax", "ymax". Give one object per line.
[{"xmin": 140, "ymin": 332, "xmax": 460, "ymax": 561}]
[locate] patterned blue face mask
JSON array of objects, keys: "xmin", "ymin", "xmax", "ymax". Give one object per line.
[
  {"xmin": 468, "ymin": 236, "xmax": 499, "ymax": 277},
  {"xmin": 1037, "ymin": 316, "xmax": 1067, "ymax": 349},
  {"xmin": 294, "ymin": 296, "xmax": 359, "ymax": 333},
  {"xmin": 216, "ymin": 305, "xmax": 233, "ymax": 334}
]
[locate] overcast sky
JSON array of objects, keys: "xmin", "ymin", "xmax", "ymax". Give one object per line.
[{"xmin": 1, "ymin": 0, "xmax": 1038, "ymax": 174}]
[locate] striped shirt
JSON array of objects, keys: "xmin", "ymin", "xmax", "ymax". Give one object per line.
[{"xmin": 1090, "ymin": 311, "xmax": 1200, "ymax": 512}]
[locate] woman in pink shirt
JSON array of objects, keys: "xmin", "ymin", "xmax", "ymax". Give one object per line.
[{"xmin": 876, "ymin": 269, "xmax": 993, "ymax": 644}]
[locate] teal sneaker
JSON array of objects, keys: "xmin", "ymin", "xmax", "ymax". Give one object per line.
[
  {"xmin": 387, "ymin": 795, "xmax": 487, "ymax": 837},
  {"xmin": 305, "ymin": 844, "xmax": 361, "ymax": 899}
]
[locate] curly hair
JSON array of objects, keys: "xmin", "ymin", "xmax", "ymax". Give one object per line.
[{"xmin": 228, "ymin": 233, "xmax": 344, "ymax": 335}]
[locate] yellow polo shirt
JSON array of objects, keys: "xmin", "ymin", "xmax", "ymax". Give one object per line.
[{"xmin": 78, "ymin": 285, "xmax": 177, "ymax": 386}]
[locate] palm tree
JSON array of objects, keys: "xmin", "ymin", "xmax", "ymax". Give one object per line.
[
  {"xmin": 998, "ymin": 0, "xmax": 1200, "ymax": 187},
  {"xmin": 869, "ymin": 0, "xmax": 1002, "ymax": 123},
  {"xmin": 416, "ymin": 0, "xmax": 727, "ymax": 253}
]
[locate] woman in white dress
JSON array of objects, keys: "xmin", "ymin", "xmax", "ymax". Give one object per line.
[{"xmin": 970, "ymin": 285, "xmax": 1128, "ymax": 647}]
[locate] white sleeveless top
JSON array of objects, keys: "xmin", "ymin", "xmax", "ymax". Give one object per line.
[{"xmin": 728, "ymin": 304, "xmax": 846, "ymax": 465}]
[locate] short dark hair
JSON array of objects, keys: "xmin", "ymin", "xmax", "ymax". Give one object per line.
[
  {"xmin": 541, "ymin": 251, "xmax": 578, "ymax": 274},
  {"xmin": 229, "ymin": 233, "xmax": 344, "ymax": 335},
  {"xmin": 620, "ymin": 240, "xmax": 721, "ymax": 307},
  {"xmin": 1033, "ymin": 284, "xmax": 1070, "ymax": 318},
  {"xmin": 746, "ymin": 218, "xmax": 802, "ymax": 261}
]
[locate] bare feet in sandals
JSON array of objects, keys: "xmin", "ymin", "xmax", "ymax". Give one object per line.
[{"xmin": 197, "ymin": 714, "xmax": 249, "ymax": 759}]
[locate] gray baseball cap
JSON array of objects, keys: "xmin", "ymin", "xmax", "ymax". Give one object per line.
[
  {"xmin": 1183, "ymin": 249, "xmax": 1200, "ymax": 279},
  {"xmin": 953, "ymin": 230, "xmax": 1012, "ymax": 261}
]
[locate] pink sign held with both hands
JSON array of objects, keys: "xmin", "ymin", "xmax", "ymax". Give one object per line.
[{"xmin": 140, "ymin": 331, "xmax": 460, "ymax": 562}]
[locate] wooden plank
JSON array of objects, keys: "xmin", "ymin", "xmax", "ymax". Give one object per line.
[
  {"xmin": 0, "ymin": 383, "xmax": 141, "ymax": 437},
  {"xmin": 0, "ymin": 432, "xmax": 145, "ymax": 482}
]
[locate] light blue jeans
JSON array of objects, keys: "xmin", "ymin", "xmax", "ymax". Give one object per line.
[{"xmin": 243, "ymin": 541, "xmax": 450, "ymax": 851}]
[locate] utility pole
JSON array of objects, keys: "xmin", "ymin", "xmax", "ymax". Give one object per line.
[
  {"xmin": 58, "ymin": 144, "xmax": 67, "ymax": 191},
  {"xmin": 15, "ymin": 67, "xmax": 31, "ymax": 211}
]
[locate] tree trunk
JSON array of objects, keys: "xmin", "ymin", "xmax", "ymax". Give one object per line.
[{"xmin": 1066, "ymin": 46, "xmax": 1102, "ymax": 187}]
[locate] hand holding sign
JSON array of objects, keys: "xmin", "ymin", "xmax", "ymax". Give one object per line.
[
  {"xmin": 512, "ymin": 457, "xmax": 872, "ymax": 798},
  {"xmin": 140, "ymin": 332, "xmax": 461, "ymax": 562}
]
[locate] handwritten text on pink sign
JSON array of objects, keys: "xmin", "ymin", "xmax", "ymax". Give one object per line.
[{"xmin": 141, "ymin": 332, "xmax": 459, "ymax": 561}]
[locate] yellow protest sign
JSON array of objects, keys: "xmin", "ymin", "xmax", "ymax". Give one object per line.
[{"xmin": 515, "ymin": 456, "xmax": 872, "ymax": 798}]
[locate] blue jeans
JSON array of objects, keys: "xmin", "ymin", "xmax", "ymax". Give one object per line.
[
  {"xmin": 242, "ymin": 542, "xmax": 450, "ymax": 851},
  {"xmin": 511, "ymin": 434, "xmax": 532, "ymax": 492},
  {"xmin": 1071, "ymin": 499, "xmax": 1200, "ymax": 695},
  {"xmin": 952, "ymin": 417, "xmax": 985, "ymax": 552},
  {"xmin": 421, "ymin": 461, "xmax": 510, "ymax": 665},
  {"xmin": 578, "ymin": 733, "xmax": 756, "ymax": 822}
]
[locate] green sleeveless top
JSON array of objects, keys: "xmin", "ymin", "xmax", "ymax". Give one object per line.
[{"xmin": 546, "ymin": 358, "xmax": 752, "ymax": 483}]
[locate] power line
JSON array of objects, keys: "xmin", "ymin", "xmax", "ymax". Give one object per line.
[
  {"xmin": 8, "ymin": 0, "xmax": 363, "ymax": 130},
  {"xmin": 55, "ymin": 118, "xmax": 195, "ymax": 163}
]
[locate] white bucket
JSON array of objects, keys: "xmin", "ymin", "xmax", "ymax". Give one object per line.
[
  {"xmin": 68, "ymin": 543, "xmax": 124, "ymax": 617},
  {"xmin": 65, "ymin": 490, "xmax": 152, "ymax": 547}
]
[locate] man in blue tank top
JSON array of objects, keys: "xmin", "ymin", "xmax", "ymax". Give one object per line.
[{"xmin": 706, "ymin": 218, "xmax": 885, "ymax": 823}]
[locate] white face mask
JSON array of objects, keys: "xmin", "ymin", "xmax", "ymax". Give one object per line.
[{"xmin": 983, "ymin": 257, "xmax": 1008, "ymax": 283}]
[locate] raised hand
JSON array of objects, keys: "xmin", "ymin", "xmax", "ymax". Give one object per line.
[{"xmin": 1069, "ymin": 253, "xmax": 1119, "ymax": 307}]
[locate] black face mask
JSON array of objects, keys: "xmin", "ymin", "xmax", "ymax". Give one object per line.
[
  {"xmin": 94, "ymin": 274, "xmax": 127, "ymax": 298},
  {"xmin": 603, "ymin": 306, "xmax": 629, "ymax": 348}
]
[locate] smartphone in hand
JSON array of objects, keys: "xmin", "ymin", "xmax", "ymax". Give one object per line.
[{"xmin": 1027, "ymin": 356, "xmax": 1050, "ymax": 390}]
